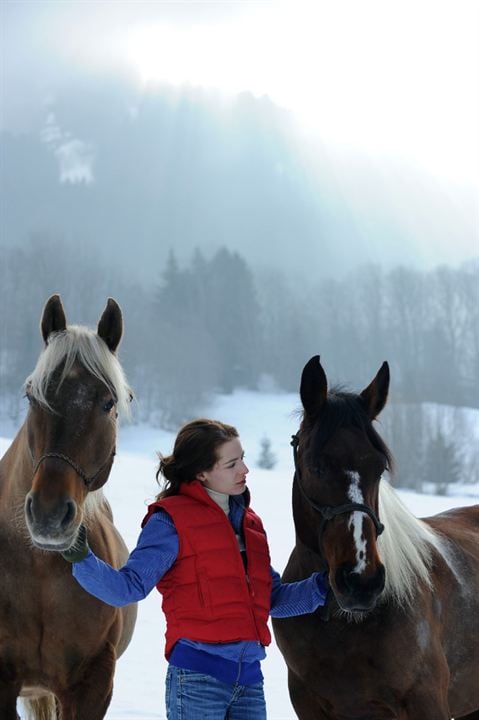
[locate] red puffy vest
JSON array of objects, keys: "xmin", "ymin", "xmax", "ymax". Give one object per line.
[{"xmin": 142, "ymin": 480, "xmax": 272, "ymax": 658}]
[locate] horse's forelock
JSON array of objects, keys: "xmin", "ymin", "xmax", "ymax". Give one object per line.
[
  {"xmin": 25, "ymin": 326, "xmax": 132, "ymax": 418},
  {"xmin": 305, "ymin": 390, "xmax": 393, "ymax": 471}
]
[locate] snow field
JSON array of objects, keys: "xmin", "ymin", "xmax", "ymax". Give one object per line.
[{"xmin": 4, "ymin": 389, "xmax": 477, "ymax": 718}]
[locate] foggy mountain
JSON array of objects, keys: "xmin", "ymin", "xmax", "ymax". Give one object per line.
[{"xmin": 1, "ymin": 74, "xmax": 475, "ymax": 281}]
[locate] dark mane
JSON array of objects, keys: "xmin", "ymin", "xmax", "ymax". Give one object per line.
[{"xmin": 304, "ymin": 387, "xmax": 393, "ymax": 471}]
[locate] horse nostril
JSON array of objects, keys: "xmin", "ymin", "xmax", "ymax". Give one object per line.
[
  {"xmin": 376, "ymin": 564, "xmax": 386, "ymax": 592},
  {"xmin": 342, "ymin": 565, "xmax": 385, "ymax": 594},
  {"xmin": 25, "ymin": 495, "xmax": 34, "ymax": 524},
  {"xmin": 61, "ymin": 501, "xmax": 76, "ymax": 530},
  {"xmin": 342, "ymin": 567, "xmax": 358, "ymax": 592}
]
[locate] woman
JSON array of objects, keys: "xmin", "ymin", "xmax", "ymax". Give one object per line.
[{"xmin": 63, "ymin": 418, "xmax": 328, "ymax": 719}]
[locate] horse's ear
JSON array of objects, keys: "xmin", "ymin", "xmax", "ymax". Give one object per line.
[
  {"xmin": 360, "ymin": 362, "xmax": 390, "ymax": 419},
  {"xmin": 300, "ymin": 355, "xmax": 328, "ymax": 418},
  {"xmin": 41, "ymin": 294, "xmax": 67, "ymax": 345},
  {"xmin": 97, "ymin": 298, "xmax": 123, "ymax": 353}
]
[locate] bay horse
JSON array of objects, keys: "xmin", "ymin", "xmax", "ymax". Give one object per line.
[
  {"xmin": 273, "ymin": 356, "xmax": 479, "ymax": 720},
  {"xmin": 0, "ymin": 295, "xmax": 137, "ymax": 720}
]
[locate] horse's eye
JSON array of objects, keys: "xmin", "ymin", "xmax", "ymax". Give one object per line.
[
  {"xmin": 103, "ymin": 399, "xmax": 115, "ymax": 412},
  {"xmin": 310, "ymin": 460, "xmax": 327, "ymax": 477}
]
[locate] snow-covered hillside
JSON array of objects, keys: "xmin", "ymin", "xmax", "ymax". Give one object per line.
[{"xmin": 3, "ymin": 390, "xmax": 477, "ymax": 719}]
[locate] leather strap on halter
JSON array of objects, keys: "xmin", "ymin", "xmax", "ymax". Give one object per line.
[{"xmin": 32, "ymin": 449, "xmax": 116, "ymax": 489}]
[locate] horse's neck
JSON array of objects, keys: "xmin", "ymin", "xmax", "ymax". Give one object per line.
[{"xmin": 0, "ymin": 422, "xmax": 33, "ymax": 510}]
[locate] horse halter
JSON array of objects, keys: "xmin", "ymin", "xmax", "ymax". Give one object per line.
[
  {"xmin": 291, "ymin": 433, "xmax": 385, "ymax": 543},
  {"xmin": 32, "ymin": 449, "xmax": 116, "ymax": 489}
]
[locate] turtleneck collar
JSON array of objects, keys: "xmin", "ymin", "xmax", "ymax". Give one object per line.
[{"xmin": 204, "ymin": 486, "xmax": 230, "ymax": 515}]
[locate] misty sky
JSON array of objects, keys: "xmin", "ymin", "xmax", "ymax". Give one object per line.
[
  {"xmin": 2, "ymin": 0, "xmax": 478, "ymax": 266},
  {"xmin": 3, "ymin": 1, "xmax": 478, "ymax": 179}
]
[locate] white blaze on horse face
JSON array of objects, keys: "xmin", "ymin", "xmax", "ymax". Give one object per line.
[
  {"xmin": 69, "ymin": 384, "xmax": 93, "ymax": 411},
  {"xmin": 346, "ymin": 471, "xmax": 367, "ymax": 573}
]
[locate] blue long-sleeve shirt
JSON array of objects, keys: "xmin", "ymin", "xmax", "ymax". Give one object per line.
[{"xmin": 72, "ymin": 494, "xmax": 327, "ymax": 682}]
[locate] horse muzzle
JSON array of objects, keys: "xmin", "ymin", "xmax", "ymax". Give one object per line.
[
  {"xmin": 333, "ymin": 562, "xmax": 386, "ymax": 612},
  {"xmin": 25, "ymin": 490, "xmax": 78, "ymax": 550}
]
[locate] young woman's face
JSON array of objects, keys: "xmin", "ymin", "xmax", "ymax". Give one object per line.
[{"xmin": 198, "ymin": 438, "xmax": 249, "ymax": 495}]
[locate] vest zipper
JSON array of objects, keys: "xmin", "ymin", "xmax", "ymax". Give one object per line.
[
  {"xmin": 245, "ymin": 573, "xmax": 255, "ymax": 598},
  {"xmin": 201, "ymin": 496, "xmax": 264, "ymax": 642},
  {"xmin": 225, "ymin": 506, "xmax": 261, "ymax": 641}
]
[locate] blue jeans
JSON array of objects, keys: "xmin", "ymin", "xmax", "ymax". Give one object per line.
[{"xmin": 165, "ymin": 666, "xmax": 267, "ymax": 719}]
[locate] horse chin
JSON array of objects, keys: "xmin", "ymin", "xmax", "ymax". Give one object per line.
[
  {"xmin": 333, "ymin": 605, "xmax": 370, "ymax": 623},
  {"xmin": 31, "ymin": 541, "xmax": 71, "ymax": 552},
  {"xmin": 28, "ymin": 529, "xmax": 78, "ymax": 552},
  {"xmin": 334, "ymin": 592, "xmax": 380, "ymax": 617}
]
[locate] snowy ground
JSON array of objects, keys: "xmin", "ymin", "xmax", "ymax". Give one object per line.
[{"xmin": 3, "ymin": 390, "xmax": 478, "ymax": 719}]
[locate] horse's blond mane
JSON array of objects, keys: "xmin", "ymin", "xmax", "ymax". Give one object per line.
[
  {"xmin": 25, "ymin": 326, "xmax": 132, "ymax": 418},
  {"xmin": 84, "ymin": 488, "xmax": 108, "ymax": 519},
  {"xmin": 377, "ymin": 479, "xmax": 442, "ymax": 606}
]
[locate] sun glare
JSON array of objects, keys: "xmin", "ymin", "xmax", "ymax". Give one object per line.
[
  {"xmin": 125, "ymin": 1, "xmax": 478, "ymax": 187},
  {"xmin": 126, "ymin": 23, "xmax": 248, "ymax": 91}
]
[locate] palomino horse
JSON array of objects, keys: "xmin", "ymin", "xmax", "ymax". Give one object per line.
[
  {"xmin": 0, "ymin": 295, "xmax": 137, "ymax": 720},
  {"xmin": 273, "ymin": 356, "xmax": 479, "ymax": 720}
]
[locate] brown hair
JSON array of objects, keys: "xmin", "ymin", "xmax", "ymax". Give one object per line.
[{"xmin": 156, "ymin": 418, "xmax": 239, "ymax": 499}]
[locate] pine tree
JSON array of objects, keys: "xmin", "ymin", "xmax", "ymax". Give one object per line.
[
  {"xmin": 425, "ymin": 429, "xmax": 460, "ymax": 495},
  {"xmin": 203, "ymin": 248, "xmax": 262, "ymax": 392},
  {"xmin": 257, "ymin": 436, "xmax": 277, "ymax": 470},
  {"xmin": 150, "ymin": 248, "xmax": 216, "ymax": 429}
]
